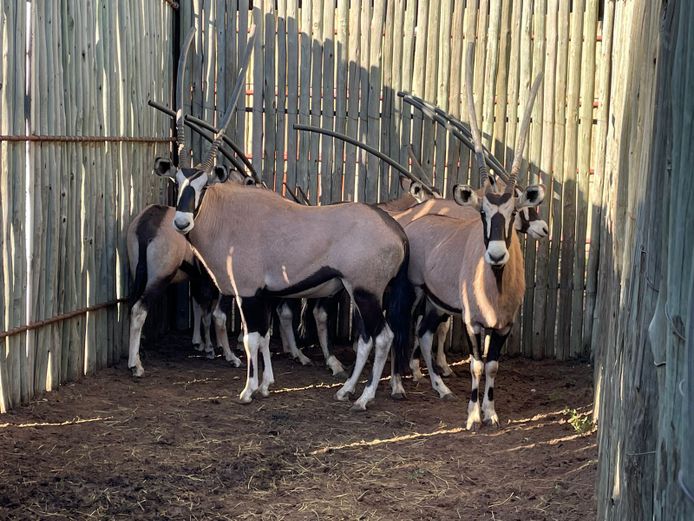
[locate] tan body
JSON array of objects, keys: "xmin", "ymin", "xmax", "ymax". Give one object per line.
[
  {"xmin": 179, "ymin": 179, "xmax": 409, "ymax": 409},
  {"xmin": 127, "ymin": 205, "xmax": 194, "ymax": 285},
  {"xmin": 399, "ymin": 212, "xmax": 525, "ymax": 330},
  {"xmin": 126, "ymin": 205, "xmax": 242, "ymax": 377},
  {"xmin": 189, "ymin": 183, "xmax": 404, "ymax": 299}
]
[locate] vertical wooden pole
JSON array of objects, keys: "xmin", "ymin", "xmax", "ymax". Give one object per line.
[
  {"xmin": 557, "ymin": 0, "xmax": 584, "ymax": 360},
  {"xmin": 544, "ymin": 0, "xmax": 570, "ymax": 357},
  {"xmin": 285, "ymin": 0, "xmax": 299, "ymax": 191},
  {"xmin": 320, "ymin": 0, "xmax": 335, "ymax": 203},
  {"xmin": 532, "ymin": 0, "xmax": 558, "ymax": 360},
  {"xmin": 333, "ymin": 0, "xmax": 348, "ymax": 201}
]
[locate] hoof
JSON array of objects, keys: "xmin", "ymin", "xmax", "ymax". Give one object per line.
[
  {"xmin": 412, "ymin": 373, "xmax": 424, "ymax": 383},
  {"xmin": 192, "ymin": 343, "xmax": 204, "ymax": 352},
  {"xmin": 335, "ymin": 390, "xmax": 353, "ymax": 402},
  {"xmin": 391, "ymin": 392, "xmax": 407, "ymax": 401},
  {"xmin": 484, "ymin": 417, "xmax": 501, "ymax": 429},
  {"xmin": 441, "ymin": 369, "xmax": 457, "ymax": 378},
  {"xmin": 350, "ymin": 402, "xmax": 368, "ymax": 412},
  {"xmin": 298, "ymin": 357, "xmax": 313, "ymax": 367},
  {"xmin": 258, "ymin": 388, "xmax": 271, "ymax": 398},
  {"xmin": 239, "ymin": 392, "xmax": 254, "ymax": 404},
  {"xmin": 204, "ymin": 349, "xmax": 216, "ymax": 360},
  {"xmin": 441, "ymin": 392, "xmax": 457, "ymax": 401},
  {"xmin": 466, "ymin": 421, "xmax": 482, "ymax": 432},
  {"xmin": 333, "ymin": 370, "xmax": 349, "ymax": 380},
  {"xmin": 130, "ymin": 367, "xmax": 144, "ymax": 378}
]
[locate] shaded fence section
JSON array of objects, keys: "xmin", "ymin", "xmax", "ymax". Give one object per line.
[
  {"xmin": 0, "ymin": 1, "xmax": 174, "ymax": 412},
  {"xmin": 182, "ymin": 0, "xmax": 610, "ymax": 360},
  {"xmin": 591, "ymin": 1, "xmax": 694, "ymax": 519}
]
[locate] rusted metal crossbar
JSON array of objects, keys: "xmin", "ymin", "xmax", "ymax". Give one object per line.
[
  {"xmin": 0, "ymin": 135, "xmax": 174, "ymax": 143},
  {"xmin": 0, "ymin": 298, "xmax": 128, "ymax": 340}
]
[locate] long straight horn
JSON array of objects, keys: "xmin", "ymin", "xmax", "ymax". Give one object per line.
[
  {"xmin": 199, "ymin": 25, "xmax": 257, "ymax": 171},
  {"xmin": 507, "ymin": 73, "xmax": 543, "ymax": 192},
  {"xmin": 176, "ymin": 28, "xmax": 196, "ymax": 167},
  {"xmin": 464, "ymin": 43, "xmax": 489, "ymax": 187}
]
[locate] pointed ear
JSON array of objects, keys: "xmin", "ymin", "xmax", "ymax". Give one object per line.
[
  {"xmin": 453, "ymin": 184, "xmax": 480, "ymax": 208},
  {"xmin": 409, "ymin": 181, "xmax": 424, "ymax": 201},
  {"xmin": 227, "ymin": 169, "xmax": 247, "ymax": 185},
  {"xmin": 153, "ymin": 157, "xmax": 175, "ymax": 178},
  {"xmin": 209, "ymin": 164, "xmax": 229, "ymax": 184},
  {"xmin": 516, "ymin": 184, "xmax": 545, "ymax": 208},
  {"xmin": 399, "ymin": 175, "xmax": 413, "ymax": 192}
]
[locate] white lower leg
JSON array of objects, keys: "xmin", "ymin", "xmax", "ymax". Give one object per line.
[
  {"xmin": 315, "ymin": 305, "xmax": 345, "ymax": 376},
  {"xmin": 239, "ymin": 332, "xmax": 261, "ymax": 403},
  {"xmin": 435, "ymin": 319, "xmax": 453, "ymax": 376},
  {"xmin": 278, "ymin": 305, "xmax": 312, "ymax": 365},
  {"xmin": 201, "ymin": 313, "xmax": 215, "ymax": 359},
  {"xmin": 213, "ymin": 306, "xmax": 242, "ymax": 367},
  {"xmin": 258, "ymin": 332, "xmax": 275, "ymax": 396},
  {"xmin": 128, "ymin": 301, "xmax": 147, "ymax": 377},
  {"xmin": 419, "ymin": 332, "xmax": 454, "ymax": 399},
  {"xmin": 336, "ymin": 335, "xmax": 372, "ymax": 401},
  {"xmin": 192, "ymin": 300, "xmax": 203, "ymax": 349},
  {"xmin": 410, "ymin": 357, "xmax": 424, "ymax": 382},
  {"xmin": 353, "ymin": 327, "xmax": 394, "ymax": 410},
  {"xmin": 482, "ymin": 360, "xmax": 499, "ymax": 425},
  {"xmin": 466, "ymin": 359, "xmax": 484, "ymax": 430},
  {"xmin": 389, "ymin": 348, "xmax": 406, "ymax": 398}
]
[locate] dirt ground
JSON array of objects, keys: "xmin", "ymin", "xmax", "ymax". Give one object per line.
[{"xmin": 0, "ymin": 332, "xmax": 596, "ymax": 520}]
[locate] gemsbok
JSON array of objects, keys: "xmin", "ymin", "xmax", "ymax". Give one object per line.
[
  {"xmin": 391, "ymin": 44, "xmax": 544, "ymax": 430},
  {"xmin": 126, "ymin": 27, "xmax": 254, "ymax": 376},
  {"xmin": 153, "ymin": 29, "xmax": 413, "ymax": 410},
  {"xmin": 126, "ymin": 204, "xmax": 247, "ymax": 375}
]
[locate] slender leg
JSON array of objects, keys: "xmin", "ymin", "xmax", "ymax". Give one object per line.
[
  {"xmin": 335, "ymin": 334, "xmax": 372, "ymax": 401},
  {"xmin": 277, "ymin": 302, "xmax": 312, "ymax": 365},
  {"xmin": 353, "ymin": 325, "xmax": 394, "ymax": 410},
  {"xmin": 418, "ymin": 306, "xmax": 455, "ymax": 399},
  {"xmin": 201, "ymin": 312, "xmax": 215, "ymax": 359},
  {"xmin": 191, "ymin": 299, "xmax": 204, "ymax": 351},
  {"xmin": 213, "ymin": 299, "xmax": 242, "ymax": 367},
  {"xmin": 435, "ymin": 317, "xmax": 454, "ymax": 377},
  {"xmin": 258, "ymin": 331, "xmax": 275, "ymax": 396},
  {"xmin": 238, "ymin": 296, "xmax": 271, "ymax": 404},
  {"xmin": 465, "ymin": 323, "xmax": 484, "ymax": 431},
  {"xmin": 390, "ymin": 353, "xmax": 406, "ymax": 399},
  {"xmin": 482, "ymin": 327, "xmax": 509, "ymax": 427},
  {"xmin": 314, "ymin": 301, "xmax": 346, "ymax": 377},
  {"xmin": 410, "ymin": 315, "xmax": 425, "ymax": 382},
  {"xmin": 239, "ymin": 331, "xmax": 261, "ymax": 403},
  {"xmin": 128, "ymin": 300, "xmax": 148, "ymax": 377}
]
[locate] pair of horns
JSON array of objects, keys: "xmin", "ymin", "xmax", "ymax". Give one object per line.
[
  {"xmin": 175, "ymin": 25, "xmax": 257, "ymax": 171},
  {"xmin": 464, "ymin": 43, "xmax": 542, "ymax": 193}
]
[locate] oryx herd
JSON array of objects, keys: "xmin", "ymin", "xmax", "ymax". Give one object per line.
[{"xmin": 127, "ymin": 29, "xmax": 548, "ymax": 430}]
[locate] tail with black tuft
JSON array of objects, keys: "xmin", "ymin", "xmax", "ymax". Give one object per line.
[
  {"xmin": 386, "ymin": 251, "xmax": 416, "ymax": 375},
  {"xmin": 129, "ymin": 239, "xmax": 149, "ymax": 308}
]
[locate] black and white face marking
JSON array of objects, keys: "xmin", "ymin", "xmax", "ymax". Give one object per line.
[
  {"xmin": 480, "ymin": 192, "xmax": 516, "ymax": 267},
  {"xmin": 152, "ymin": 158, "xmax": 230, "ymax": 234},
  {"xmin": 173, "ymin": 168, "xmax": 209, "ymax": 233},
  {"xmin": 513, "ymin": 187, "xmax": 548, "ymax": 239},
  {"xmin": 453, "ymin": 182, "xmax": 546, "ymax": 267},
  {"xmin": 515, "ymin": 207, "xmax": 549, "ymax": 239}
]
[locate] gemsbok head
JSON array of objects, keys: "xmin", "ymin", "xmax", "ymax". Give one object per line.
[{"xmin": 451, "ymin": 45, "xmax": 545, "ymax": 268}]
